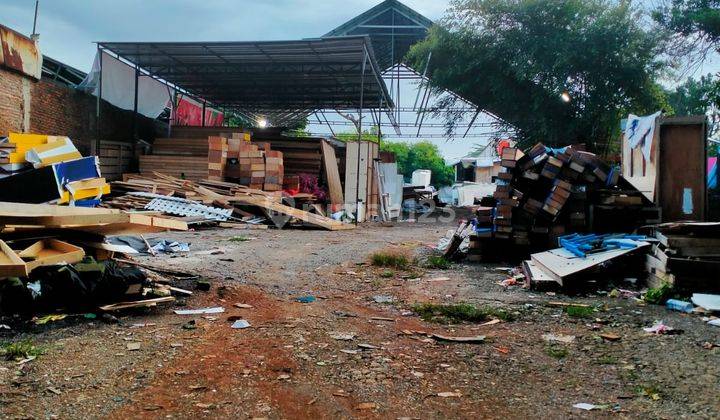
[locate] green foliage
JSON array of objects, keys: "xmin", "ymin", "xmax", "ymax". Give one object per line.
[
  {"xmin": 370, "ymin": 250, "xmax": 410, "ymax": 269},
  {"xmin": 596, "ymin": 354, "xmax": 618, "ymax": 365},
  {"xmin": 407, "ymin": 0, "xmax": 669, "ymax": 153},
  {"xmin": 667, "ymin": 74, "xmax": 718, "ymax": 115},
  {"xmin": 564, "ymin": 305, "xmax": 595, "ymax": 319},
  {"xmin": 654, "ymin": 0, "xmax": 720, "ymax": 52},
  {"xmin": 380, "ymin": 270, "xmax": 395, "ymax": 278},
  {"xmin": 380, "ymin": 140, "xmax": 455, "ymax": 187},
  {"xmin": 546, "ymin": 345, "xmax": 569, "ymax": 359},
  {"xmin": 1, "ymin": 340, "xmax": 43, "ymax": 361},
  {"xmin": 228, "ymin": 235, "xmax": 251, "ymax": 242},
  {"xmin": 334, "ymin": 129, "xmax": 381, "ymax": 143},
  {"xmin": 643, "ymin": 282, "xmax": 674, "ymax": 304},
  {"xmin": 424, "ymin": 255, "xmax": 451, "ymax": 269},
  {"xmin": 411, "ymin": 302, "xmax": 513, "ymax": 323}
]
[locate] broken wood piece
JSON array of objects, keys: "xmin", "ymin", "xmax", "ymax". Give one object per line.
[
  {"xmin": 18, "ymin": 239, "xmax": 85, "ymax": 272},
  {"xmin": 99, "ymin": 296, "xmax": 175, "ymax": 311},
  {"xmin": 429, "ymin": 333, "xmax": 486, "ymax": 343}
]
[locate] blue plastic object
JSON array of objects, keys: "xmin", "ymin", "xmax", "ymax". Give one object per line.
[
  {"xmin": 666, "ymin": 299, "xmax": 693, "ymax": 313},
  {"xmin": 558, "ymin": 233, "xmax": 648, "ymax": 258}
]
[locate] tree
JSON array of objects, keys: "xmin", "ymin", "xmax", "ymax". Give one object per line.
[
  {"xmin": 668, "ymin": 74, "xmax": 720, "ymax": 140},
  {"xmin": 653, "ymin": 0, "xmax": 720, "ymax": 62},
  {"xmin": 380, "ymin": 141, "xmax": 455, "ymax": 187},
  {"xmin": 667, "ymin": 74, "xmax": 717, "ymax": 115},
  {"xmin": 406, "ymin": 0, "xmax": 670, "ymax": 153}
]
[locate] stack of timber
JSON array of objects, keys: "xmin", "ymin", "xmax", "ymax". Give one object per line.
[
  {"xmin": 467, "ymin": 143, "xmax": 660, "ymax": 263},
  {"xmin": 645, "ymin": 222, "xmax": 720, "ymax": 292},
  {"xmin": 467, "ymin": 206, "xmax": 494, "ymax": 262},
  {"xmin": 140, "ymin": 137, "xmax": 209, "ymax": 181}
]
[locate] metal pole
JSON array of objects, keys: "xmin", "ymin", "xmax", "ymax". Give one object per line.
[
  {"xmin": 202, "ymin": 101, "xmax": 206, "ymax": 127},
  {"xmin": 355, "ymin": 50, "xmax": 368, "ymax": 225},
  {"xmin": 94, "ymin": 46, "xmax": 103, "ymax": 156},
  {"xmin": 132, "ymin": 65, "xmax": 139, "ymax": 142},
  {"xmin": 412, "ymin": 52, "xmax": 432, "ymax": 111},
  {"xmin": 32, "ymin": 0, "xmax": 39, "ymax": 36}
]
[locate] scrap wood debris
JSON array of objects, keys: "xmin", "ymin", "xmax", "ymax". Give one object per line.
[{"xmin": 107, "ymin": 172, "xmax": 353, "ymax": 231}]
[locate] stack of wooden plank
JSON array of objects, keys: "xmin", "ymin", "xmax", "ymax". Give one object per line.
[
  {"xmin": 139, "ymin": 137, "xmax": 210, "ymax": 181},
  {"xmin": 263, "ymin": 150, "xmax": 284, "ymax": 192},
  {"xmin": 207, "ymin": 136, "xmax": 228, "ymax": 181},
  {"xmin": 647, "ymin": 222, "xmax": 720, "ymax": 291},
  {"xmin": 467, "ymin": 206, "xmax": 494, "ymax": 262},
  {"xmin": 468, "ymin": 143, "xmax": 661, "ymax": 255}
]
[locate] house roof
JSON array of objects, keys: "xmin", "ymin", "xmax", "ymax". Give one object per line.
[{"xmin": 323, "ymin": 0, "xmax": 434, "ymax": 70}]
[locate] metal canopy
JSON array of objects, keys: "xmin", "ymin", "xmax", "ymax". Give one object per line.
[{"xmin": 97, "ymin": 36, "xmax": 394, "ymax": 126}]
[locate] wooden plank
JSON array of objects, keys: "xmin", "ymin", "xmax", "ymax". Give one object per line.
[
  {"xmin": 321, "ymin": 140, "xmax": 344, "ymax": 206},
  {"xmin": 18, "ymin": 239, "xmax": 85, "ymax": 271},
  {"xmin": 530, "ymin": 242, "xmax": 650, "ymax": 285},
  {"xmin": 227, "ymin": 195, "xmax": 354, "ymax": 231},
  {"xmin": 98, "ymin": 296, "xmax": 175, "ymax": 311},
  {"xmin": 0, "ymin": 240, "xmax": 28, "ymax": 277}
]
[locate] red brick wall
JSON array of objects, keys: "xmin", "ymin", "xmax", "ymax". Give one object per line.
[
  {"xmin": 0, "ymin": 68, "xmax": 26, "ymax": 135},
  {"xmin": 1, "ymin": 66, "xmax": 162, "ymax": 155}
]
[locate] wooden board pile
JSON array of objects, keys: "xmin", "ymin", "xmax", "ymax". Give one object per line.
[
  {"xmin": 208, "ymin": 135, "xmax": 285, "ymax": 191},
  {"xmin": 468, "ymin": 143, "xmax": 660, "ymax": 262},
  {"xmin": 140, "ymin": 137, "xmax": 210, "ymax": 181},
  {"xmin": 467, "ymin": 206, "xmax": 493, "ymax": 262},
  {"xmin": 646, "ymin": 222, "xmax": 720, "ymax": 292},
  {"xmin": 107, "ymin": 172, "xmax": 352, "ymax": 231}
]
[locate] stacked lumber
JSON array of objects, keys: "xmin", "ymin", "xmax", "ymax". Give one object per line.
[
  {"xmin": 208, "ymin": 136, "xmax": 228, "ymax": 181},
  {"xmin": 139, "ymin": 137, "xmax": 211, "ymax": 181},
  {"xmin": 647, "ymin": 222, "xmax": 720, "ymax": 291},
  {"xmin": 139, "ymin": 155, "xmax": 209, "ymax": 181},
  {"xmin": 236, "ymin": 142, "xmax": 266, "ymax": 189},
  {"xmin": 468, "ymin": 143, "xmax": 661, "ymax": 262},
  {"xmin": 263, "ymin": 149, "xmax": 284, "ymax": 192},
  {"xmin": 467, "ymin": 206, "xmax": 494, "ymax": 262}
]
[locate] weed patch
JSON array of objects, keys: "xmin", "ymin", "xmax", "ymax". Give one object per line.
[
  {"xmin": 1, "ymin": 340, "xmax": 43, "ymax": 361},
  {"xmin": 411, "ymin": 302, "xmax": 513, "ymax": 323},
  {"xmin": 370, "ymin": 249, "xmax": 410, "ymax": 269},
  {"xmin": 564, "ymin": 305, "xmax": 594, "ymax": 318},
  {"xmin": 380, "ymin": 270, "xmax": 394, "ymax": 278},
  {"xmin": 643, "ymin": 282, "xmax": 673, "ymax": 304},
  {"xmin": 546, "ymin": 345, "xmax": 568, "ymax": 359},
  {"xmin": 228, "ymin": 235, "xmax": 251, "ymax": 242},
  {"xmin": 424, "ymin": 255, "xmax": 451, "ymax": 269},
  {"xmin": 596, "ymin": 354, "xmax": 618, "ymax": 365}
]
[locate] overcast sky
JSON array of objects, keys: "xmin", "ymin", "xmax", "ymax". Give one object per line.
[{"xmin": 2, "ymin": 0, "xmax": 448, "ymax": 72}]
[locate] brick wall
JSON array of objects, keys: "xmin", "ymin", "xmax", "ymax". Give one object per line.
[
  {"xmin": 0, "ymin": 68, "xmax": 27, "ymax": 135},
  {"xmin": 1, "ymin": 66, "xmax": 162, "ymax": 155}
]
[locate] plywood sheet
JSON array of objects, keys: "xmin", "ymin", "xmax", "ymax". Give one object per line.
[
  {"xmin": 321, "ymin": 140, "xmax": 344, "ymax": 206},
  {"xmin": 658, "ymin": 122, "xmax": 706, "ymax": 221},
  {"xmin": 531, "ymin": 242, "xmax": 649, "ymax": 285}
]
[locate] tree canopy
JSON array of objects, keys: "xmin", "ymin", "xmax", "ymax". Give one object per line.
[
  {"xmin": 406, "ymin": 0, "xmax": 669, "ymax": 153},
  {"xmin": 380, "ymin": 141, "xmax": 455, "ymax": 188},
  {"xmin": 654, "ymin": 0, "xmax": 720, "ymax": 60}
]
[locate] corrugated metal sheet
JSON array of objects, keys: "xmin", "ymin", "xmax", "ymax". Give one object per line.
[{"xmin": 0, "ymin": 25, "xmax": 42, "ymax": 80}]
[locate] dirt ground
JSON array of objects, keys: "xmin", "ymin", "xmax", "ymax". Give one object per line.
[{"xmin": 1, "ymin": 221, "xmax": 719, "ymax": 419}]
